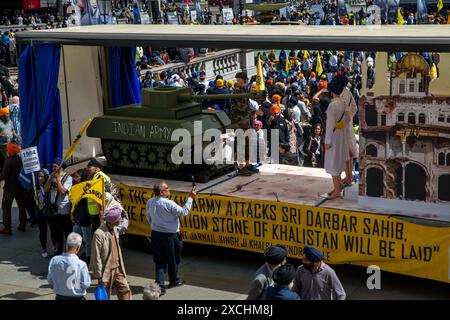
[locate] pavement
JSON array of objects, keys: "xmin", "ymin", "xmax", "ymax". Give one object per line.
[{"xmin": 0, "ymin": 207, "xmax": 449, "ymax": 300}]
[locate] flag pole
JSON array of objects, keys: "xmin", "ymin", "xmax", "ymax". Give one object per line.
[{"xmin": 31, "ymin": 172, "xmax": 39, "ymax": 206}]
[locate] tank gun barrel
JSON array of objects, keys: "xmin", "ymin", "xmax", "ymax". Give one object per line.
[{"xmin": 189, "ymin": 90, "xmax": 264, "ymax": 101}]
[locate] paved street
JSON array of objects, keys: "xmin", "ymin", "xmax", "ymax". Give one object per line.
[{"xmin": 0, "ymin": 208, "xmax": 449, "ymax": 300}]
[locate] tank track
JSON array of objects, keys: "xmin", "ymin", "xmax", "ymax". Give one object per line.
[{"xmin": 101, "ymin": 140, "xmax": 235, "ymax": 182}]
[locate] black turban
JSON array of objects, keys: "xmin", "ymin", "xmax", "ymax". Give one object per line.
[
  {"xmin": 273, "ymin": 263, "xmax": 296, "ymax": 286},
  {"xmin": 87, "ymin": 158, "xmax": 103, "ymax": 169},
  {"xmin": 328, "ymin": 74, "xmax": 348, "ymax": 95},
  {"xmin": 303, "ymin": 246, "xmax": 324, "ymax": 263},
  {"xmin": 263, "ymin": 245, "xmax": 288, "ymax": 265}
]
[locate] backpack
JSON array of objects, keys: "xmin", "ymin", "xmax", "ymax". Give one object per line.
[{"xmin": 72, "ymin": 198, "xmax": 91, "ymax": 227}]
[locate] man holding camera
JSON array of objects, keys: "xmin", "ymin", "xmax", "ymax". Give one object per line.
[{"xmin": 146, "ymin": 181, "xmax": 197, "ymax": 296}]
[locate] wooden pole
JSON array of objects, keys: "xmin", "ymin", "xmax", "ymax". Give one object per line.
[{"xmin": 31, "ymin": 172, "xmax": 39, "ymax": 206}]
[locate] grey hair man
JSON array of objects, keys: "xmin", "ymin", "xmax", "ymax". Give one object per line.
[
  {"xmin": 143, "ymin": 282, "xmax": 162, "ymax": 300},
  {"xmin": 146, "ymin": 181, "xmax": 197, "ymax": 296},
  {"xmin": 47, "ymin": 232, "xmax": 91, "ymax": 300}
]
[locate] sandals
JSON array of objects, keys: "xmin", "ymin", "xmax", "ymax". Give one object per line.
[{"xmin": 319, "ymin": 191, "xmax": 343, "ymax": 200}]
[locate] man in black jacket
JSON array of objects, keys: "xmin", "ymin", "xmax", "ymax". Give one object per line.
[
  {"xmin": 0, "ymin": 142, "xmax": 27, "ymax": 234},
  {"xmin": 268, "ymin": 104, "xmax": 290, "ymax": 157}
]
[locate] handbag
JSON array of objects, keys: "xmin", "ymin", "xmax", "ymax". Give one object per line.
[
  {"xmin": 44, "ymin": 174, "xmax": 70, "ymax": 218},
  {"xmin": 94, "ymin": 284, "xmax": 109, "ymax": 300},
  {"xmin": 43, "ymin": 194, "xmax": 58, "ymax": 218}
]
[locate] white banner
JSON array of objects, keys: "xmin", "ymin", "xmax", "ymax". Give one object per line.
[
  {"xmin": 190, "ymin": 10, "xmax": 197, "ymax": 22},
  {"xmin": 140, "ymin": 13, "xmax": 151, "ymax": 24},
  {"xmin": 167, "ymin": 12, "xmax": 179, "ymax": 25},
  {"xmin": 20, "ymin": 147, "xmax": 41, "ymax": 174},
  {"xmin": 222, "ymin": 8, "xmax": 234, "ymax": 24}
]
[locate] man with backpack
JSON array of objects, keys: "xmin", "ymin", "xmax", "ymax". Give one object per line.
[{"xmin": 71, "ymin": 169, "xmax": 92, "ymax": 265}]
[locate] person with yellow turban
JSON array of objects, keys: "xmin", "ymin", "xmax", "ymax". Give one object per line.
[{"xmin": 0, "ymin": 142, "xmax": 27, "ymax": 234}]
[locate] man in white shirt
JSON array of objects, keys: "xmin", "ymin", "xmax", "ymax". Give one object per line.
[
  {"xmin": 48, "ymin": 233, "xmax": 91, "ymax": 300},
  {"xmin": 329, "ymin": 53, "xmax": 338, "ymax": 69},
  {"xmin": 146, "ymin": 182, "xmax": 197, "ymax": 295}
]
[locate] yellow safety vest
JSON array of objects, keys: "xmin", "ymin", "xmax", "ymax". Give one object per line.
[{"xmin": 88, "ymin": 171, "xmax": 111, "ymax": 216}]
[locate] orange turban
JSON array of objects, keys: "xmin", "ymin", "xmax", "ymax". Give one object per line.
[
  {"xmin": 270, "ymin": 104, "xmax": 281, "ymax": 115},
  {"xmin": 0, "ymin": 107, "xmax": 9, "ymax": 117},
  {"xmin": 318, "ymin": 81, "xmax": 328, "ymax": 90},
  {"xmin": 310, "ymin": 72, "xmax": 316, "ymax": 78},
  {"xmin": 7, "ymin": 142, "xmax": 20, "ymax": 156},
  {"xmin": 271, "ymin": 94, "xmax": 282, "ymax": 105},
  {"xmin": 267, "ymin": 79, "xmax": 273, "ymax": 85}
]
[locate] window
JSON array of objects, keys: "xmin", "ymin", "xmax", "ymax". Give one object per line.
[
  {"xmin": 397, "ymin": 112, "xmax": 405, "ymax": 122},
  {"xmin": 381, "ymin": 113, "xmax": 386, "ymax": 126},
  {"xmin": 366, "ymin": 145, "xmax": 378, "ymax": 157},
  {"xmin": 447, "ymin": 153, "xmax": 450, "ymax": 166},
  {"xmin": 418, "ymin": 81, "xmax": 424, "ymax": 92},
  {"xmin": 438, "ymin": 114, "xmax": 445, "ymax": 122},
  {"xmin": 439, "ymin": 152, "xmax": 445, "ymax": 166},
  {"xmin": 365, "ymin": 107, "xmax": 378, "ymax": 127},
  {"xmin": 408, "ymin": 113, "xmax": 416, "ymax": 124},
  {"xmin": 447, "ymin": 116, "xmax": 450, "ymax": 123},
  {"xmin": 418, "ymin": 113, "xmax": 426, "ymax": 124},
  {"xmin": 399, "ymin": 81, "xmax": 406, "ymax": 94},
  {"xmin": 409, "ymin": 81, "xmax": 415, "ymax": 93},
  {"xmin": 438, "ymin": 175, "xmax": 450, "ymax": 201}
]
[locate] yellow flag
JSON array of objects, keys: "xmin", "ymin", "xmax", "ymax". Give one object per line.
[
  {"xmin": 69, "ymin": 179, "xmax": 105, "ymax": 214},
  {"xmin": 285, "ymin": 56, "xmax": 291, "ymax": 73},
  {"xmin": 430, "ymin": 63, "xmax": 438, "ymax": 79},
  {"xmin": 397, "ymin": 9, "xmax": 404, "ymax": 25},
  {"xmin": 437, "ymin": 0, "xmax": 443, "ymax": 12},
  {"xmin": 254, "ymin": 54, "xmax": 265, "ymax": 91},
  {"xmin": 315, "ymin": 52, "xmax": 323, "ymax": 77},
  {"xmin": 302, "ymin": 50, "xmax": 309, "ymax": 59},
  {"xmin": 62, "ymin": 118, "xmax": 92, "ymax": 163}
]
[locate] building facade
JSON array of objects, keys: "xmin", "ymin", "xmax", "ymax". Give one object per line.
[{"xmin": 359, "ymin": 53, "xmax": 450, "ymax": 203}]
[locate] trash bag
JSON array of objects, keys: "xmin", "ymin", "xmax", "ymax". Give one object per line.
[{"xmin": 94, "ymin": 285, "xmax": 109, "ymax": 300}]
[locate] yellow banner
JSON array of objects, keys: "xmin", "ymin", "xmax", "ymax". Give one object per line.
[
  {"xmin": 69, "ymin": 179, "xmax": 104, "ymax": 213},
  {"xmin": 118, "ymin": 183, "xmax": 450, "ymax": 284}
]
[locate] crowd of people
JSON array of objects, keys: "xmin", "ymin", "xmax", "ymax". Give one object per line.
[
  {"xmin": 2, "ymin": 0, "xmax": 450, "ymax": 27},
  {"xmin": 138, "ymin": 49, "xmax": 373, "ymax": 172}
]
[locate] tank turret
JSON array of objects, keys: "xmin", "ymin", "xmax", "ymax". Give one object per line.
[{"xmin": 87, "ymin": 86, "xmax": 258, "ymax": 181}]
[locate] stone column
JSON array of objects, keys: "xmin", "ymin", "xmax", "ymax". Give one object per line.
[{"xmin": 239, "ymin": 49, "xmax": 257, "ymax": 78}]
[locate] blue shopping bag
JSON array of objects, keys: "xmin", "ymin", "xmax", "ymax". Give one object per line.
[{"xmin": 94, "ymin": 284, "xmax": 109, "ymax": 300}]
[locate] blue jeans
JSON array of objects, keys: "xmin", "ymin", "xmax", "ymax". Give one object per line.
[{"xmin": 151, "ymin": 231, "xmax": 182, "ymax": 289}]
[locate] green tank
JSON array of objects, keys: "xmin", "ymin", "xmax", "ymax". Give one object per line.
[{"xmin": 86, "ymin": 86, "xmax": 260, "ymax": 182}]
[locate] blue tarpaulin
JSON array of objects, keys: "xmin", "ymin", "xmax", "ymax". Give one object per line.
[
  {"xmin": 19, "ymin": 44, "xmax": 63, "ymax": 171},
  {"xmin": 108, "ymin": 47, "xmax": 141, "ymax": 108}
]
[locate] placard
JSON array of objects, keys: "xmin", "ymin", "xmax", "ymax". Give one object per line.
[{"xmin": 20, "ymin": 147, "xmax": 40, "ymax": 174}]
